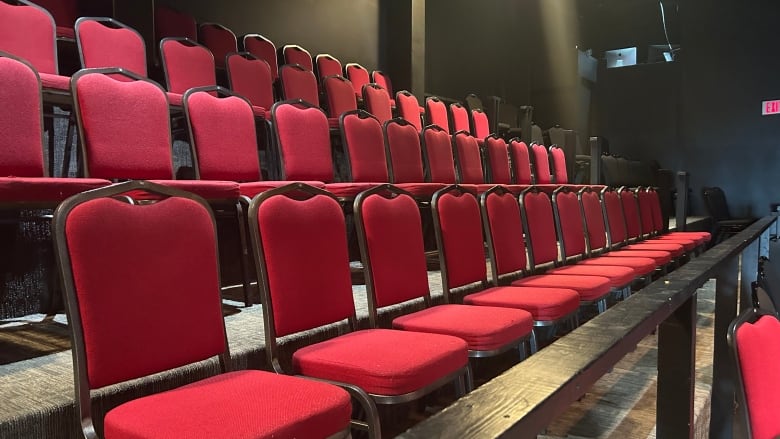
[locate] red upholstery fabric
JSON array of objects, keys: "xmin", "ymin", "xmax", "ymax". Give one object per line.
[
  {"xmin": 324, "ymin": 76, "xmax": 358, "ymax": 119},
  {"xmin": 450, "ymin": 103, "xmax": 470, "ymax": 133},
  {"xmin": 30, "ymin": 0, "xmax": 76, "ymax": 40},
  {"xmin": 522, "ymin": 191, "xmax": 560, "ymax": 266},
  {"xmin": 511, "ymin": 274, "xmax": 611, "ymax": 302},
  {"xmin": 56, "ymin": 25, "xmax": 74, "ymax": 39},
  {"xmin": 324, "ymin": 182, "xmax": 380, "ymax": 199},
  {"xmin": 363, "ymin": 84, "xmax": 393, "ymax": 125},
  {"xmin": 581, "ymin": 190, "xmax": 609, "ymax": 250},
  {"xmin": 283, "ymin": 45, "xmax": 313, "ymax": 71},
  {"xmin": 160, "ymin": 39, "xmax": 216, "ymax": 95},
  {"xmin": 484, "ymin": 190, "xmax": 528, "ymax": 275},
  {"xmin": 77, "ymin": 20, "xmax": 147, "ymax": 77},
  {"xmin": 550, "ymin": 146, "xmax": 568, "ymax": 184},
  {"xmin": 735, "ymin": 315, "xmax": 780, "ymax": 439},
  {"xmin": 198, "ymin": 23, "xmax": 237, "ymax": 69},
  {"xmin": 422, "ymin": 127, "xmax": 457, "ymax": 184},
  {"xmin": 620, "ymin": 189, "xmax": 644, "ymax": 240},
  {"xmin": 165, "ymin": 91, "xmax": 183, "ymax": 107},
  {"xmin": 545, "ymin": 264, "xmax": 635, "ymax": 288},
  {"xmin": 576, "ymin": 256, "xmax": 656, "ymax": 277},
  {"xmin": 243, "ymin": 34, "xmax": 278, "ymax": 81},
  {"xmin": 238, "ymin": 181, "xmax": 325, "ymax": 198},
  {"xmin": 273, "ymin": 103, "xmax": 334, "ymax": 182},
  {"xmin": 40, "ymin": 72, "xmax": 70, "ymax": 90},
  {"xmin": 384, "ymin": 120, "xmax": 425, "ymax": 183},
  {"xmin": 397, "ymin": 91, "xmax": 423, "ymax": 132},
  {"xmin": 75, "ymin": 73, "xmax": 174, "ymax": 180},
  {"xmin": 341, "ymin": 112, "xmax": 389, "ymax": 182},
  {"xmin": 103, "ymin": 370, "xmax": 352, "ymax": 439},
  {"xmin": 394, "ymin": 304, "xmax": 533, "ymax": 351},
  {"xmin": 328, "ymin": 117, "xmax": 340, "ymax": 128},
  {"xmin": 436, "ymin": 191, "xmax": 490, "ymax": 288},
  {"xmin": 636, "ymin": 189, "xmax": 658, "ymax": 236},
  {"xmin": 345, "ymin": 63, "xmax": 370, "ymax": 98},
  {"xmin": 186, "ymin": 91, "xmax": 261, "ymax": 182},
  {"xmin": 649, "ymin": 236, "xmax": 696, "ymax": 251},
  {"xmin": 0, "ymin": 177, "xmax": 110, "ymax": 202},
  {"xmin": 485, "ymin": 137, "xmax": 513, "ymax": 184},
  {"xmin": 280, "ymin": 64, "xmax": 319, "ymax": 105},
  {"xmin": 395, "ymin": 182, "xmax": 448, "ymax": 197},
  {"xmin": 603, "ymin": 189, "xmax": 629, "ymax": 243},
  {"xmin": 471, "ymin": 109, "xmax": 490, "ymax": 139},
  {"xmin": 509, "ymin": 140, "xmax": 533, "ymax": 184},
  {"xmin": 65, "ymin": 197, "xmax": 225, "ymax": 388},
  {"xmin": 154, "ymin": 5, "xmax": 197, "ymax": 41},
  {"xmin": 530, "ymin": 144, "xmax": 552, "ymax": 184},
  {"xmin": 656, "ymin": 234, "xmax": 706, "ymax": 247},
  {"xmin": 554, "ymin": 190, "xmax": 587, "ymax": 257},
  {"xmin": 293, "ymin": 328, "xmax": 468, "ymax": 396},
  {"xmin": 621, "ymin": 241, "xmax": 686, "ymax": 256},
  {"xmin": 317, "ymin": 55, "xmax": 343, "ymax": 81},
  {"xmin": 453, "ymin": 133, "xmax": 485, "ymax": 184},
  {"xmin": 426, "ymin": 98, "xmax": 450, "ymax": 133},
  {"xmin": 599, "ymin": 248, "xmax": 673, "ymax": 265},
  {"xmin": 147, "ymin": 180, "xmax": 240, "ymax": 200},
  {"xmin": 463, "ymin": 286, "xmax": 580, "ymax": 321},
  {"xmin": 251, "ymin": 105, "xmax": 267, "ymax": 119},
  {"xmin": 0, "ymin": 57, "xmax": 46, "ymax": 177},
  {"xmin": 372, "ymin": 71, "xmax": 393, "ymax": 97},
  {"xmin": 0, "ymin": 1, "xmax": 58, "ymax": 74},
  {"xmin": 647, "ymin": 189, "xmax": 710, "ymax": 242},
  {"xmin": 226, "ymin": 54, "xmax": 274, "ymax": 111},
  {"xmin": 256, "ymin": 194, "xmax": 355, "ymax": 337}
]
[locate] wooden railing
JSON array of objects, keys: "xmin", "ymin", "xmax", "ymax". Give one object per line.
[{"xmin": 399, "ymin": 216, "xmax": 776, "ymax": 439}]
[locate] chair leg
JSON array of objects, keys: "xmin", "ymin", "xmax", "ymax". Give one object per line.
[
  {"xmin": 529, "ymin": 331, "xmax": 538, "ymax": 354},
  {"xmin": 597, "ymin": 298, "xmax": 607, "ymax": 314},
  {"xmin": 43, "ymin": 108, "xmax": 56, "ymax": 177},
  {"xmin": 235, "ymin": 201, "xmax": 253, "ymax": 307},
  {"xmin": 61, "ymin": 114, "xmax": 76, "ymax": 177}
]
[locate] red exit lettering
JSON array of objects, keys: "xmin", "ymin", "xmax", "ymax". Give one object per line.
[{"xmin": 763, "ymin": 100, "xmax": 780, "ymax": 115}]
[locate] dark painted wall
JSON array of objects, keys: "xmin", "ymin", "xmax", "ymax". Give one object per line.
[{"xmin": 159, "ymin": 0, "xmax": 380, "ymax": 70}]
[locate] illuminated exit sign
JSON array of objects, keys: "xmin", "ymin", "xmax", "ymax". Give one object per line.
[{"xmin": 763, "ymin": 100, "xmax": 780, "ymax": 115}]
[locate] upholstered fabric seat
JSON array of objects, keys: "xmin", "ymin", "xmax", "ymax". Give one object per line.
[
  {"xmin": 544, "ymin": 264, "xmax": 636, "ymax": 288},
  {"xmin": 238, "ymin": 181, "xmax": 325, "ymax": 198},
  {"xmin": 0, "ymin": 177, "xmax": 110, "ymax": 203},
  {"xmin": 510, "ymin": 275, "xmax": 611, "ymax": 302},
  {"xmin": 462, "ymin": 286, "xmax": 580, "ymax": 321},
  {"xmin": 39, "ymin": 72, "xmax": 69, "ymax": 90}
]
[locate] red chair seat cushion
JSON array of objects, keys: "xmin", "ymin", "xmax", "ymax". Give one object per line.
[
  {"xmin": 0, "ymin": 177, "xmax": 111, "ymax": 203},
  {"xmin": 648, "ymin": 236, "xmax": 696, "ymax": 251},
  {"xmin": 545, "ymin": 264, "xmax": 635, "ymax": 288},
  {"xmin": 623, "ymin": 241, "xmax": 685, "ymax": 257},
  {"xmin": 392, "ymin": 304, "xmax": 533, "ymax": 352},
  {"xmin": 655, "ymin": 234, "xmax": 706, "ymax": 246},
  {"xmin": 148, "ymin": 180, "xmax": 240, "ymax": 200},
  {"xmin": 103, "ymin": 370, "xmax": 352, "ymax": 439},
  {"xmin": 293, "ymin": 328, "xmax": 468, "ymax": 396},
  {"xmin": 533, "ymin": 184, "xmax": 560, "ymax": 195},
  {"xmin": 56, "ymin": 26, "xmax": 75, "ymax": 39},
  {"xmin": 328, "ymin": 117, "xmax": 340, "ymax": 128},
  {"xmin": 324, "ymin": 182, "xmax": 381, "ymax": 199},
  {"xmin": 601, "ymin": 248, "xmax": 673, "ymax": 265},
  {"xmin": 463, "ymin": 286, "xmax": 580, "ymax": 321},
  {"xmin": 251, "ymin": 105, "xmax": 267, "ymax": 119},
  {"xmin": 504, "ymin": 184, "xmax": 531, "ymax": 195},
  {"xmin": 662, "ymin": 231, "xmax": 711, "ymax": 243},
  {"xmin": 166, "ymin": 91, "xmax": 183, "ymax": 107},
  {"xmin": 40, "ymin": 73, "xmax": 70, "ymax": 91},
  {"xmin": 238, "ymin": 181, "xmax": 325, "ymax": 198},
  {"xmin": 576, "ymin": 256, "xmax": 657, "ymax": 276},
  {"xmin": 510, "ymin": 274, "xmax": 611, "ymax": 302},
  {"xmin": 394, "ymin": 182, "xmax": 448, "ymax": 197}
]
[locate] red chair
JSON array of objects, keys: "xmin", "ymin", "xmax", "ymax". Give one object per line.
[
  {"xmin": 225, "ymin": 52, "xmax": 274, "ymax": 119},
  {"xmin": 421, "ymin": 124, "xmax": 458, "ymax": 186},
  {"xmin": 315, "ymin": 53, "xmax": 343, "ymax": 85},
  {"xmin": 280, "ymin": 44, "xmax": 313, "ymax": 71},
  {"xmin": 198, "ymin": 22, "xmax": 237, "ymax": 70},
  {"xmin": 635, "ymin": 186, "xmax": 698, "ymax": 251},
  {"xmin": 470, "ymin": 108, "xmax": 490, "ymax": 141},
  {"xmin": 728, "ymin": 307, "xmax": 780, "ymax": 439},
  {"xmin": 425, "ymin": 96, "xmax": 450, "ymax": 133},
  {"xmin": 383, "ymin": 118, "xmax": 447, "ymax": 199},
  {"xmin": 248, "ymin": 183, "xmax": 471, "ymax": 437},
  {"xmin": 482, "ymin": 135, "xmax": 529, "ymax": 195},
  {"xmin": 154, "ymin": 5, "xmax": 197, "ymax": 41},
  {"xmin": 323, "ymin": 75, "xmax": 358, "ymax": 126},
  {"xmin": 452, "ymin": 131, "xmax": 493, "ymax": 193},
  {"xmin": 242, "ymin": 33, "xmax": 278, "ymax": 81},
  {"xmin": 356, "ymin": 184, "xmax": 536, "ymax": 359},
  {"xmin": 450, "ymin": 102, "xmax": 470, "ymax": 136},
  {"xmin": 371, "ymin": 70, "xmax": 395, "ymax": 107},
  {"xmin": 54, "ymin": 180, "xmax": 352, "ymax": 439},
  {"xmin": 529, "ymin": 142, "xmax": 553, "ymax": 184},
  {"xmin": 618, "ymin": 187, "xmax": 688, "ymax": 257},
  {"xmin": 29, "ymin": 0, "xmax": 76, "ymax": 40},
  {"xmin": 646, "ymin": 186, "xmax": 712, "ymax": 246},
  {"xmin": 549, "ymin": 144, "xmax": 596, "ymax": 191},
  {"xmin": 75, "ymin": 17, "xmax": 148, "ymax": 77},
  {"xmin": 159, "ymin": 37, "xmax": 217, "ymax": 107},
  {"xmin": 362, "ymin": 83, "xmax": 393, "ymax": 125},
  {"xmin": 396, "ymin": 90, "xmax": 424, "ymax": 132},
  {"xmin": 508, "ymin": 139, "xmax": 534, "ymax": 185},
  {"xmin": 432, "ymin": 185, "xmax": 581, "ymax": 334},
  {"xmin": 278, "ymin": 63, "xmax": 319, "ymax": 106},
  {"xmin": 345, "ymin": 62, "xmax": 370, "ymax": 100}
]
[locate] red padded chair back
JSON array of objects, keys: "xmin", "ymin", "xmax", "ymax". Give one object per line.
[
  {"xmin": 520, "ymin": 190, "xmax": 559, "ymax": 267},
  {"xmin": 603, "ymin": 188, "xmax": 628, "ymax": 245},
  {"xmin": 426, "ymin": 97, "xmax": 449, "ymax": 133},
  {"xmin": 396, "ymin": 90, "xmax": 422, "ymax": 132},
  {"xmin": 76, "ymin": 18, "xmax": 147, "ymax": 77},
  {"xmin": 484, "ymin": 135, "xmax": 512, "ymax": 184},
  {"xmin": 0, "ymin": 1, "xmax": 58, "ymax": 74},
  {"xmin": 73, "ymin": 70, "xmax": 173, "ymax": 180},
  {"xmin": 315, "ymin": 54, "xmax": 342, "ymax": 83},
  {"xmin": 452, "ymin": 131, "xmax": 485, "ymax": 184},
  {"xmin": 371, "ymin": 70, "xmax": 393, "ymax": 97},
  {"xmin": 154, "ymin": 5, "xmax": 197, "ymax": 41},
  {"xmin": 0, "ymin": 55, "xmax": 45, "ymax": 177},
  {"xmin": 482, "ymin": 187, "xmax": 528, "ymax": 277},
  {"xmin": 549, "ymin": 145, "xmax": 568, "ymax": 184},
  {"xmin": 226, "ymin": 52, "xmax": 274, "ymax": 111},
  {"xmin": 530, "ymin": 143, "xmax": 552, "ymax": 184},
  {"xmin": 363, "ymin": 83, "xmax": 393, "ymax": 125},
  {"xmin": 57, "ymin": 189, "xmax": 226, "ymax": 389},
  {"xmin": 421, "ymin": 125, "xmax": 456, "ymax": 184},
  {"xmin": 339, "ymin": 110, "xmax": 389, "ymax": 183},
  {"xmin": 733, "ymin": 313, "xmax": 780, "ymax": 439},
  {"xmin": 580, "ymin": 189, "xmax": 609, "ymax": 251},
  {"xmin": 30, "ymin": 0, "xmax": 76, "ymax": 39},
  {"xmin": 252, "ymin": 188, "xmax": 355, "ymax": 337},
  {"xmin": 160, "ymin": 38, "xmax": 217, "ymax": 94},
  {"xmin": 648, "ymin": 188, "xmax": 666, "ymax": 232},
  {"xmin": 242, "ymin": 34, "xmax": 278, "ymax": 81},
  {"xmin": 281, "ymin": 44, "xmax": 313, "ymax": 71},
  {"xmin": 620, "ymin": 188, "xmax": 643, "ymax": 240},
  {"xmin": 450, "ymin": 103, "xmax": 470, "ymax": 134},
  {"xmin": 323, "ymin": 75, "xmax": 357, "ymax": 119},
  {"xmin": 357, "ymin": 188, "xmax": 430, "ymax": 309},
  {"xmin": 509, "ymin": 139, "xmax": 533, "ymax": 184},
  {"xmin": 345, "ymin": 62, "xmax": 369, "ymax": 98},
  {"xmin": 433, "ymin": 187, "xmax": 488, "ymax": 289},
  {"xmin": 552, "ymin": 188, "xmax": 586, "ymax": 258},
  {"xmin": 384, "ymin": 118, "xmax": 425, "ymax": 184},
  {"xmin": 471, "ymin": 108, "xmax": 490, "ymax": 139},
  {"xmin": 635, "ymin": 188, "xmax": 656, "ymax": 236},
  {"xmin": 272, "ymin": 101, "xmax": 334, "ymax": 182},
  {"xmin": 198, "ymin": 22, "xmax": 237, "ymax": 69},
  {"xmin": 279, "ymin": 64, "xmax": 319, "ymax": 106},
  {"xmin": 184, "ymin": 88, "xmax": 261, "ymax": 182}
]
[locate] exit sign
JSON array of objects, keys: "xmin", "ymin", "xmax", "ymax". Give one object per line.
[{"xmin": 763, "ymin": 100, "xmax": 780, "ymax": 115}]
